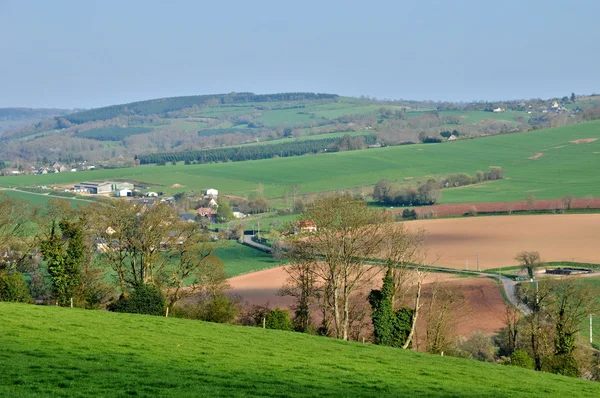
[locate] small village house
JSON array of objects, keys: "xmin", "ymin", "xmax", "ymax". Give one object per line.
[{"xmin": 295, "ymin": 220, "xmax": 317, "ymax": 234}]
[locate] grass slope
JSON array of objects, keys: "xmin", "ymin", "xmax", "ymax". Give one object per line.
[
  {"xmin": 216, "ymin": 241, "xmax": 280, "ymax": 277},
  {"xmin": 2, "ymin": 120, "xmax": 600, "ymax": 202},
  {"xmin": 1, "ymin": 303, "xmax": 598, "ymax": 397}
]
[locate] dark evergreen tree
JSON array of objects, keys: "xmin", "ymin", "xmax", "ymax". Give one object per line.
[{"xmin": 369, "ymin": 267, "xmax": 414, "ymax": 347}]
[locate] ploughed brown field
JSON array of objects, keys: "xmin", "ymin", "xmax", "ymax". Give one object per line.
[
  {"xmin": 407, "ymin": 214, "xmax": 600, "ymax": 269},
  {"xmin": 227, "ymin": 267, "xmax": 508, "ymax": 340}
]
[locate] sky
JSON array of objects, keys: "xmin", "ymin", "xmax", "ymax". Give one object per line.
[{"xmin": 0, "ymin": 0, "xmax": 599, "ymax": 109}]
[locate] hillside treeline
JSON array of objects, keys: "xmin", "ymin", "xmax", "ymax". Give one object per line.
[
  {"xmin": 135, "ymin": 135, "xmax": 377, "ymax": 165},
  {"xmin": 373, "ymin": 169, "xmax": 504, "ymax": 206},
  {"xmin": 77, "ymin": 126, "xmax": 154, "ymax": 141},
  {"xmin": 64, "ymin": 92, "xmax": 339, "ymax": 124}
]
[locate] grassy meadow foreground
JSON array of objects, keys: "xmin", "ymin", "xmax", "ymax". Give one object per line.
[{"xmin": 1, "ymin": 303, "xmax": 599, "ymax": 397}]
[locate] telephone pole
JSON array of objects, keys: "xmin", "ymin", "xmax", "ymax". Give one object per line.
[{"xmin": 591, "ymin": 314, "xmax": 593, "ymax": 344}]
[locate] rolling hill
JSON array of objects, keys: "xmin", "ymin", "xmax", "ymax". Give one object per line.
[
  {"xmin": 1, "ymin": 303, "xmax": 598, "ymax": 397},
  {"xmin": 0, "ymin": 107, "xmax": 73, "ymax": 135},
  {"xmin": 3, "ymin": 91, "xmax": 585, "ymax": 167},
  {"xmin": 2, "ymin": 120, "xmax": 600, "ymax": 204}
]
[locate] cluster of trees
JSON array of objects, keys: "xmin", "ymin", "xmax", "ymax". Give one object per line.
[
  {"xmin": 496, "ymin": 276, "xmax": 600, "ymax": 378},
  {"xmin": 283, "ymin": 194, "xmax": 428, "ymax": 343},
  {"xmin": 136, "ymin": 135, "xmax": 377, "ymax": 165},
  {"xmin": 373, "ymin": 169, "xmax": 504, "ymax": 207},
  {"xmin": 77, "ymin": 126, "xmax": 153, "ymax": 141},
  {"xmin": 0, "ymin": 195, "xmax": 234, "ymax": 318},
  {"xmin": 440, "ymin": 130, "xmax": 460, "ymax": 138},
  {"xmin": 63, "ymin": 93, "xmax": 339, "ymax": 124},
  {"xmin": 373, "ymin": 179, "xmax": 441, "ymax": 206}
]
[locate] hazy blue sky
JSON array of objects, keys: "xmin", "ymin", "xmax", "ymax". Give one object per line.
[{"xmin": 0, "ymin": 0, "xmax": 598, "ymax": 108}]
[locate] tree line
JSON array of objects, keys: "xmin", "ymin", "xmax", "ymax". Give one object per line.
[
  {"xmin": 373, "ymin": 168, "xmax": 504, "ymax": 206},
  {"xmin": 77, "ymin": 126, "xmax": 154, "ymax": 141},
  {"xmin": 136, "ymin": 135, "xmax": 377, "ymax": 165}
]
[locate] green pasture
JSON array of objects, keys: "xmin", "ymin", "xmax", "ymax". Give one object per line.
[
  {"xmin": 2, "ymin": 120, "xmax": 600, "ymax": 202},
  {"xmin": 215, "ymin": 241, "xmax": 280, "ymax": 277},
  {"xmin": 441, "ymin": 110, "xmax": 527, "ymax": 124},
  {"xmin": 1, "ymin": 303, "xmax": 598, "ymax": 397},
  {"xmin": 255, "ymin": 108, "xmax": 317, "ymax": 126},
  {"xmin": 236, "ymin": 130, "xmax": 371, "ymax": 147}
]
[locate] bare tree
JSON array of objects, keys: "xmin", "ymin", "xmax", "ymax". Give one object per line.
[
  {"xmin": 515, "ymin": 251, "xmax": 544, "ymax": 280},
  {"xmin": 163, "ymin": 222, "xmax": 225, "ymax": 311},
  {"xmin": 562, "ymin": 194, "xmax": 574, "ymax": 211},
  {"xmin": 0, "ymin": 193, "xmax": 32, "ymax": 271},
  {"xmin": 526, "ymin": 194, "xmax": 536, "ymax": 212},
  {"xmin": 584, "ymin": 194, "xmax": 594, "ymax": 209},
  {"xmin": 284, "ymin": 194, "xmax": 390, "ymax": 340},
  {"xmin": 378, "ymin": 223, "xmax": 429, "ymax": 349},
  {"xmin": 426, "ymin": 282, "xmax": 462, "ymax": 355}
]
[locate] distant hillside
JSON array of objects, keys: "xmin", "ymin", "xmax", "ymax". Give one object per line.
[
  {"xmin": 1, "ymin": 303, "xmax": 598, "ymax": 397},
  {"xmin": 0, "ymin": 92, "xmax": 598, "ymax": 168},
  {"xmin": 0, "ymin": 107, "xmax": 73, "ymax": 135},
  {"xmin": 63, "ymin": 92, "xmax": 338, "ymax": 124}
]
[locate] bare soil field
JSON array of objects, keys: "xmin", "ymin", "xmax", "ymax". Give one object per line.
[
  {"xmin": 227, "ymin": 267, "xmax": 508, "ymax": 341},
  {"xmin": 406, "ymin": 214, "xmax": 600, "ymax": 269},
  {"xmin": 404, "ymin": 197, "xmax": 600, "ymax": 218}
]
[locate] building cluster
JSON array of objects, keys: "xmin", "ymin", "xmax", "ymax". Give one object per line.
[{"xmin": 73, "ymin": 181, "xmax": 134, "ymax": 196}]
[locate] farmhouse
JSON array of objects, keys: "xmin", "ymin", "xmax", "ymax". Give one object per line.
[
  {"xmin": 295, "ymin": 220, "xmax": 317, "ymax": 234},
  {"xmin": 447, "ymin": 135, "xmax": 457, "ymax": 141},
  {"xmin": 232, "ymin": 207, "xmax": 246, "ymax": 219},
  {"xmin": 196, "ymin": 207, "xmax": 217, "ymax": 222},
  {"xmin": 493, "ymin": 107, "xmax": 505, "ymax": 113}
]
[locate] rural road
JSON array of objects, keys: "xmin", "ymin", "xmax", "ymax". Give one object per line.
[{"xmin": 242, "ymin": 234, "xmax": 272, "ymax": 253}]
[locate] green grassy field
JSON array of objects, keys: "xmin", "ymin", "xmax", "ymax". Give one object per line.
[
  {"xmin": 215, "ymin": 241, "xmax": 280, "ymax": 277},
  {"xmin": 2, "ymin": 120, "xmax": 600, "ymax": 202},
  {"xmin": 1, "ymin": 303, "xmax": 598, "ymax": 397}
]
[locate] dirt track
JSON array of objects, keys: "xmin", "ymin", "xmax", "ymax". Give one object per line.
[{"xmin": 407, "ymin": 214, "xmax": 600, "ymax": 269}]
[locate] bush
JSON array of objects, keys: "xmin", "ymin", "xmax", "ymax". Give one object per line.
[
  {"xmin": 402, "ymin": 209, "xmax": 417, "ymax": 220},
  {"xmin": 199, "ymin": 294, "xmax": 239, "ymax": 323},
  {"xmin": 509, "ymin": 349, "xmax": 535, "ymax": 370},
  {"xmin": 265, "ymin": 308, "xmax": 293, "ymax": 331},
  {"xmin": 547, "ymin": 353, "xmax": 580, "ymax": 377},
  {"xmin": 0, "ymin": 271, "xmax": 32, "ymax": 303},
  {"xmin": 108, "ymin": 283, "xmax": 165, "ymax": 316}
]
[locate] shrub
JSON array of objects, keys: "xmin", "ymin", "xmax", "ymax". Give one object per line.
[
  {"xmin": 0, "ymin": 271, "xmax": 32, "ymax": 303},
  {"xmin": 108, "ymin": 283, "xmax": 165, "ymax": 316},
  {"xmin": 401, "ymin": 208, "xmax": 417, "ymax": 220},
  {"xmin": 199, "ymin": 294, "xmax": 239, "ymax": 323},
  {"xmin": 547, "ymin": 353, "xmax": 580, "ymax": 377},
  {"xmin": 509, "ymin": 349, "xmax": 535, "ymax": 370},
  {"xmin": 265, "ymin": 308, "xmax": 293, "ymax": 331}
]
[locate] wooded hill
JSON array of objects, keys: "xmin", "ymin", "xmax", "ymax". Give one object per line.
[
  {"xmin": 0, "ymin": 107, "xmax": 73, "ymax": 135},
  {"xmin": 1, "ymin": 92, "xmax": 599, "ymax": 169}
]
